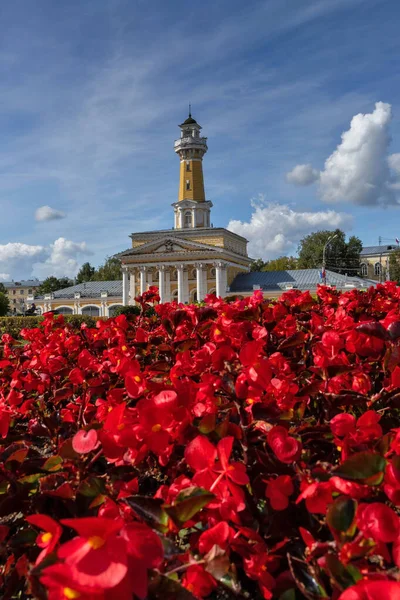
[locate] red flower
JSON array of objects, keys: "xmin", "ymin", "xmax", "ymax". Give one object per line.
[
  {"xmin": 26, "ymin": 514, "xmax": 62, "ymax": 565},
  {"xmin": 40, "ymin": 563, "xmax": 104, "ymax": 600},
  {"xmin": 59, "ymin": 517, "xmax": 128, "ymax": 589},
  {"xmin": 267, "ymin": 426, "xmax": 301, "ymax": 464},
  {"xmin": 198, "ymin": 522, "xmax": 231, "ymax": 555},
  {"xmin": 338, "ymin": 580, "xmax": 400, "ymax": 600},
  {"xmin": 72, "ymin": 429, "xmax": 99, "ymax": 454},
  {"xmin": 357, "ymin": 502, "xmax": 400, "ymax": 543},
  {"xmin": 184, "ymin": 564, "xmax": 216, "ymax": 598},
  {"xmin": 296, "ymin": 481, "xmax": 333, "ymax": 514},
  {"xmin": 265, "ymin": 475, "xmax": 294, "ymax": 510}
]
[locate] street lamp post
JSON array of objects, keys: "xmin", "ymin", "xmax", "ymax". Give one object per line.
[{"xmin": 322, "ymin": 233, "xmax": 338, "ymax": 285}]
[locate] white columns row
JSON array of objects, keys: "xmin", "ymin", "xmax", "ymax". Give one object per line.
[{"xmin": 122, "ymin": 262, "xmax": 228, "ymax": 306}]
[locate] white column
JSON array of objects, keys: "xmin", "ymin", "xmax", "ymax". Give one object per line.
[
  {"xmin": 103, "ymin": 304, "xmax": 109, "ymax": 317},
  {"xmin": 165, "ymin": 270, "xmax": 171, "ymax": 302},
  {"xmin": 129, "ymin": 271, "xmax": 136, "ymax": 305},
  {"xmin": 140, "ymin": 268, "xmax": 147, "ymax": 295},
  {"xmin": 122, "ymin": 269, "xmax": 129, "ymax": 306},
  {"xmin": 147, "ymin": 270, "xmax": 153, "ymax": 289},
  {"xmin": 215, "ymin": 263, "xmax": 223, "ymax": 298},
  {"xmin": 183, "ymin": 269, "xmax": 189, "ymax": 303},
  {"xmin": 158, "ymin": 266, "xmax": 165, "ymax": 303},
  {"xmin": 196, "ymin": 263, "xmax": 204, "ymax": 302},
  {"xmin": 177, "ymin": 265, "xmax": 184, "ymax": 304}
]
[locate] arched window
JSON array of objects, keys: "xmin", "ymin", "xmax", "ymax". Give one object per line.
[
  {"xmin": 374, "ymin": 262, "xmax": 381, "ymax": 276},
  {"xmin": 184, "ymin": 211, "xmax": 192, "ymax": 228},
  {"xmin": 55, "ymin": 306, "xmax": 73, "ymax": 315},
  {"xmin": 82, "ymin": 305, "xmax": 100, "ymax": 317},
  {"xmin": 108, "ymin": 304, "xmax": 123, "ymax": 317},
  {"xmin": 361, "ymin": 263, "xmax": 368, "ymax": 277}
]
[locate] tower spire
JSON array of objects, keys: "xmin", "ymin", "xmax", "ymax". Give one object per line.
[{"xmin": 189, "ymin": 103, "xmax": 191, "ymax": 118}]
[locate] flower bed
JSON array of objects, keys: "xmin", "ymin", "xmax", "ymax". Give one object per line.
[{"xmin": 1, "ymin": 284, "xmax": 400, "ymax": 599}]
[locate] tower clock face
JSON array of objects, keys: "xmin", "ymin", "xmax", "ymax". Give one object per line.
[{"xmin": 184, "ymin": 129, "xmax": 191, "ymax": 137}]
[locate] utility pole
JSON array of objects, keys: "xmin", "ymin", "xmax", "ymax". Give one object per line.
[{"xmin": 322, "ymin": 233, "xmax": 338, "ymax": 285}]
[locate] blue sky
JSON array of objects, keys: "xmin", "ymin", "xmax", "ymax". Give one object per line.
[{"xmin": 1, "ymin": 0, "xmax": 400, "ymax": 279}]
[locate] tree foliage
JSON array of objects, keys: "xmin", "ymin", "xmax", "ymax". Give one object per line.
[
  {"xmin": 36, "ymin": 276, "xmax": 73, "ymax": 295},
  {"xmin": 250, "ymin": 256, "xmax": 298, "ymax": 272},
  {"xmin": 298, "ymin": 229, "xmax": 362, "ymax": 275},
  {"xmin": 94, "ymin": 256, "xmax": 122, "ymax": 281},
  {"xmin": 0, "ymin": 292, "xmax": 9, "ymax": 316},
  {"xmin": 389, "ymin": 248, "xmax": 400, "ymax": 283},
  {"xmin": 76, "ymin": 262, "xmax": 96, "ymax": 284}
]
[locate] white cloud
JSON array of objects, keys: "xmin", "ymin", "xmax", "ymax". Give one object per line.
[
  {"xmin": 227, "ymin": 198, "xmax": 352, "ymax": 259},
  {"xmin": 286, "ymin": 163, "xmax": 320, "ymax": 185},
  {"xmin": 35, "ymin": 205, "xmax": 66, "ymax": 221},
  {"xmin": 0, "ymin": 238, "xmax": 90, "ymax": 280},
  {"xmin": 33, "ymin": 238, "xmax": 91, "ymax": 279},
  {"xmin": 286, "ymin": 102, "xmax": 400, "ymax": 206}
]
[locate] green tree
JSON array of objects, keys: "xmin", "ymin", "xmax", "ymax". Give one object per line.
[
  {"xmin": 0, "ymin": 292, "xmax": 9, "ymax": 316},
  {"xmin": 250, "ymin": 258, "xmax": 266, "ymax": 272},
  {"xmin": 298, "ymin": 229, "xmax": 362, "ymax": 275},
  {"xmin": 37, "ymin": 277, "xmax": 65, "ymax": 295},
  {"xmin": 389, "ymin": 248, "xmax": 400, "ymax": 283},
  {"xmin": 262, "ymin": 256, "xmax": 298, "ymax": 271},
  {"xmin": 94, "ymin": 257, "xmax": 122, "ymax": 281},
  {"xmin": 76, "ymin": 262, "xmax": 96, "ymax": 284},
  {"xmin": 0, "ymin": 283, "xmax": 6, "ymax": 294}
]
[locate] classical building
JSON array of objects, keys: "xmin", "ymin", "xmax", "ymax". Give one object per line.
[{"xmin": 116, "ymin": 111, "xmax": 252, "ymax": 304}]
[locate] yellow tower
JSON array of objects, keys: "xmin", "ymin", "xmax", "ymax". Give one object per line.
[{"xmin": 172, "ymin": 110, "xmax": 213, "ymax": 229}]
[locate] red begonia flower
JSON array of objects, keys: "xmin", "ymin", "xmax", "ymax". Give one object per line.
[
  {"xmin": 265, "ymin": 475, "xmax": 294, "ymax": 510},
  {"xmin": 338, "ymin": 580, "xmax": 400, "ymax": 600},
  {"xmin": 26, "ymin": 514, "xmax": 62, "ymax": 565},
  {"xmin": 357, "ymin": 502, "xmax": 400, "ymax": 543},
  {"xmin": 184, "ymin": 564, "xmax": 217, "ymax": 598},
  {"xmin": 59, "ymin": 517, "xmax": 127, "ymax": 589},
  {"xmin": 267, "ymin": 426, "xmax": 301, "ymax": 464},
  {"xmin": 198, "ymin": 522, "xmax": 231, "ymax": 555},
  {"xmin": 72, "ymin": 429, "xmax": 98, "ymax": 454}
]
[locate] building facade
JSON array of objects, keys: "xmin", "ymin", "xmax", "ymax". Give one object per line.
[
  {"xmin": 3, "ymin": 280, "xmax": 42, "ymax": 314},
  {"xmin": 360, "ymin": 245, "xmax": 397, "ymax": 281}
]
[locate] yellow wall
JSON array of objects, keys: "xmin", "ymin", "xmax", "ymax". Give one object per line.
[{"xmin": 178, "ymin": 160, "xmax": 205, "ymax": 201}]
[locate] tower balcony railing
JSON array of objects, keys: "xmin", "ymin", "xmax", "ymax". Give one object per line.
[{"xmin": 174, "ymin": 137, "xmax": 208, "ymax": 149}]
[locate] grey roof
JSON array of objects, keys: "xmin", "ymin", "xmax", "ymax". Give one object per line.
[
  {"xmin": 3, "ymin": 279, "xmax": 42, "ymax": 288},
  {"xmin": 36, "ymin": 280, "xmax": 122, "ymax": 300},
  {"xmin": 229, "ymin": 269, "xmax": 376, "ymax": 293},
  {"xmin": 360, "ymin": 245, "xmax": 397, "ymax": 256}
]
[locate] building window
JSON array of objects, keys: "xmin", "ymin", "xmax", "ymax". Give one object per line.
[
  {"xmin": 20, "ymin": 290, "xmax": 24, "ymax": 295},
  {"xmin": 361, "ymin": 263, "xmax": 368, "ymax": 277},
  {"xmin": 186, "ymin": 180, "xmax": 190, "ymax": 190},
  {"xmin": 186, "ymin": 161, "xmax": 190, "ymax": 171},
  {"xmin": 13, "ymin": 290, "xmax": 16, "ymax": 295},
  {"xmin": 13, "ymin": 299, "xmax": 16, "ymax": 304},
  {"xmin": 28, "ymin": 289, "xmax": 32, "ymax": 294},
  {"xmin": 374, "ymin": 262, "xmax": 381, "ymax": 276},
  {"xmin": 184, "ymin": 211, "xmax": 192, "ymax": 228}
]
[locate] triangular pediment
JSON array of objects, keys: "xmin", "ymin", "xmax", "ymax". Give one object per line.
[{"xmin": 120, "ymin": 235, "xmax": 224, "ymax": 257}]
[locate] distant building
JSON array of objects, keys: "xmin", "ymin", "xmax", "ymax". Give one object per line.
[
  {"xmin": 3, "ymin": 279, "xmax": 42, "ymax": 314},
  {"xmin": 360, "ymin": 245, "xmax": 397, "ymax": 281},
  {"xmin": 229, "ymin": 269, "xmax": 376, "ymax": 296},
  {"xmin": 34, "ymin": 281, "xmax": 123, "ymax": 317}
]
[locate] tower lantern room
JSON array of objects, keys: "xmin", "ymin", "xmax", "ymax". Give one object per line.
[{"xmin": 173, "ymin": 110, "xmax": 212, "ymax": 229}]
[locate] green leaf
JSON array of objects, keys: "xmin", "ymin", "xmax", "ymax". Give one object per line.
[
  {"xmin": 124, "ymin": 496, "xmax": 169, "ymax": 532},
  {"xmin": 78, "ymin": 477, "xmax": 105, "ymax": 498},
  {"xmin": 334, "ymin": 451, "xmax": 386, "ymax": 482},
  {"xmin": 278, "ymin": 332, "xmax": 306, "ymax": 350},
  {"xmin": 42, "ymin": 455, "xmax": 63, "ymax": 472},
  {"xmin": 279, "ymin": 590, "xmax": 297, "ymax": 600},
  {"xmin": 326, "ymin": 497, "xmax": 356, "ymax": 533},
  {"xmin": 356, "ymin": 322, "xmax": 389, "ymax": 340},
  {"xmin": 287, "ymin": 553, "xmax": 328, "ymax": 599},
  {"xmin": 325, "ymin": 553, "xmax": 361, "ymax": 591},
  {"xmin": 148, "ymin": 573, "xmax": 196, "ymax": 600},
  {"xmin": 165, "ymin": 487, "xmax": 214, "ymax": 526}
]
